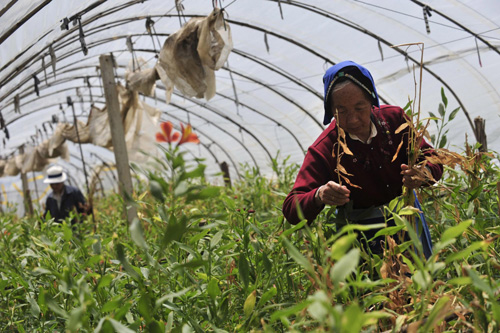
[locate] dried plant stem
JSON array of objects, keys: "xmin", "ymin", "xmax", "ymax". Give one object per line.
[{"xmin": 391, "ymin": 42, "xmax": 426, "ymax": 258}]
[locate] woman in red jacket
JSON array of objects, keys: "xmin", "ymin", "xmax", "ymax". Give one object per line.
[{"xmin": 282, "ymin": 61, "xmax": 442, "ymax": 254}]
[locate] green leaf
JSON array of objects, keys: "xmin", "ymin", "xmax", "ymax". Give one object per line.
[
  {"xmin": 107, "ymin": 318, "xmax": 136, "ymax": 333},
  {"xmin": 282, "ymin": 238, "xmax": 315, "ymax": 276},
  {"xmin": 147, "ymin": 320, "xmax": 164, "ymax": 333},
  {"xmin": 281, "ymin": 219, "xmax": 307, "ymax": 238},
  {"xmin": 98, "ymin": 274, "xmax": 115, "ymax": 289},
  {"xmin": 370, "ymin": 225, "xmax": 405, "ymax": 241},
  {"xmin": 172, "ymin": 153, "xmax": 185, "ymax": 169},
  {"xmin": 210, "ymin": 230, "xmax": 224, "ymax": 249},
  {"xmin": 92, "ymin": 237, "xmax": 102, "ymax": 254},
  {"xmin": 149, "ymin": 180, "xmax": 165, "ymax": 202},
  {"xmin": 101, "ymin": 297, "xmax": 123, "ymax": 313},
  {"xmin": 140, "ymin": 267, "xmax": 150, "ymax": 280},
  {"xmin": 116, "ymin": 243, "xmax": 141, "ymax": 281},
  {"xmin": 262, "ymin": 252, "xmax": 272, "ymax": 274},
  {"xmin": 186, "ymin": 187, "xmax": 220, "ymax": 202},
  {"xmin": 448, "ymin": 107, "xmax": 460, "ymax": 121},
  {"xmin": 330, "ymin": 248, "xmax": 360, "ymax": 284},
  {"xmin": 27, "ymin": 296, "xmax": 40, "ymax": 317},
  {"xmin": 438, "ymin": 103, "xmax": 445, "ymax": 117},
  {"xmin": 445, "ymin": 241, "xmax": 487, "ymax": 264},
  {"xmin": 238, "ymin": 254, "xmax": 250, "ymax": 289},
  {"xmin": 207, "ymin": 278, "xmax": 221, "ymax": 299},
  {"xmin": 47, "ymin": 298, "xmax": 68, "ymax": 318},
  {"xmin": 173, "ymin": 180, "xmax": 189, "ymax": 197},
  {"xmin": 466, "ymin": 268, "xmax": 494, "ymax": 297},
  {"xmin": 363, "ymin": 295, "xmax": 390, "ymax": 309},
  {"xmin": 257, "ymin": 286, "xmax": 277, "ymax": 307},
  {"xmin": 161, "ymin": 216, "xmax": 188, "ymax": 249},
  {"xmin": 330, "ymin": 233, "xmax": 357, "ymax": 261},
  {"xmin": 155, "ymin": 287, "xmax": 193, "ymax": 310},
  {"xmin": 439, "ymin": 135, "xmax": 447, "ymax": 148},
  {"xmin": 270, "ymin": 300, "xmax": 312, "ymax": 323},
  {"xmin": 130, "ymin": 218, "xmax": 148, "ymax": 250},
  {"xmin": 467, "ymin": 185, "xmax": 482, "ymax": 202},
  {"xmin": 338, "ymin": 223, "xmax": 386, "ymax": 236},
  {"xmin": 428, "ymin": 112, "xmax": 439, "ymax": 125},
  {"xmin": 447, "ymin": 277, "xmax": 472, "ymax": 286},
  {"xmin": 413, "ymin": 269, "xmax": 431, "ymax": 290},
  {"xmin": 491, "ymin": 301, "xmax": 500, "ymax": 324},
  {"xmin": 138, "ymin": 293, "xmax": 153, "ymax": 324},
  {"xmin": 441, "ymin": 220, "xmax": 472, "ymax": 243},
  {"xmin": 243, "ymin": 291, "xmax": 257, "ymax": 317},
  {"xmin": 62, "ymin": 222, "xmax": 72, "ymax": 241},
  {"xmin": 422, "ymin": 296, "xmax": 450, "ymax": 332},
  {"xmin": 180, "ymin": 164, "xmax": 206, "ymax": 181},
  {"xmin": 67, "ymin": 306, "xmax": 84, "ymax": 332},
  {"xmin": 440, "ymin": 87, "xmax": 448, "ymax": 108},
  {"xmin": 342, "ymin": 303, "xmax": 363, "ymax": 333}
]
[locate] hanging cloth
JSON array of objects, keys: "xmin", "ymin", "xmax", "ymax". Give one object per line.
[{"xmin": 154, "ymin": 8, "xmax": 233, "ymax": 102}]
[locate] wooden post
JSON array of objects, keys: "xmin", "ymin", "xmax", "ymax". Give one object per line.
[
  {"xmin": 19, "ymin": 145, "xmax": 34, "ymax": 217},
  {"xmin": 99, "ymin": 54, "xmax": 137, "ymax": 225},
  {"xmin": 474, "ymin": 116, "xmax": 487, "ymax": 152},
  {"xmin": 220, "ymin": 161, "xmax": 231, "ymax": 188}
]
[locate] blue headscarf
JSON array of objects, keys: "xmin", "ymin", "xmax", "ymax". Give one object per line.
[{"xmin": 322, "ymin": 61, "xmax": 380, "ymax": 125}]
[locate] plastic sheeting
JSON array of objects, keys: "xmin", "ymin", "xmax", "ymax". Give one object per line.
[{"xmin": 0, "ymin": 0, "xmax": 500, "ymax": 188}]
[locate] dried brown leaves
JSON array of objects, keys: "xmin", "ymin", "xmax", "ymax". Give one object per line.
[{"xmin": 333, "ymin": 109, "xmax": 362, "ymax": 189}]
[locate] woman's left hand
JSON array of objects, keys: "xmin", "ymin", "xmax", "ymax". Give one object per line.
[{"xmin": 401, "ymin": 164, "xmax": 425, "ymax": 189}]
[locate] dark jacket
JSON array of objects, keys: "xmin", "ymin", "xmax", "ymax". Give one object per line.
[
  {"xmin": 282, "ymin": 105, "xmax": 443, "ymax": 225},
  {"xmin": 44, "ymin": 185, "xmax": 86, "ymax": 224}
]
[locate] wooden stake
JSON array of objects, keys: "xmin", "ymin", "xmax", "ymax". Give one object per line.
[
  {"xmin": 19, "ymin": 145, "xmax": 34, "ymax": 217},
  {"xmin": 99, "ymin": 54, "xmax": 137, "ymax": 225},
  {"xmin": 473, "ymin": 116, "xmax": 487, "ymax": 152}
]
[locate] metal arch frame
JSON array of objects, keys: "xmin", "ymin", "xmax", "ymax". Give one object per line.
[
  {"xmin": 2, "ymin": 2, "xmax": 485, "ymax": 146},
  {"xmin": 165, "ymin": 98, "xmax": 261, "ymax": 170},
  {"xmin": 409, "ymin": 0, "xmax": 500, "ymax": 55},
  {"xmin": 2, "ymin": 25, "xmax": 326, "ymax": 132},
  {"xmin": 274, "ymin": 0, "xmax": 481, "ymax": 136},
  {"xmin": 0, "ymin": 0, "xmax": 143, "ymax": 80},
  {"xmin": 3, "ymin": 88, "xmax": 245, "ymax": 181},
  {"xmin": 3, "ymin": 68, "xmax": 266, "ymax": 171},
  {"xmin": 1, "ymin": 10, "xmax": 334, "ymax": 110},
  {"xmin": 156, "ymin": 113, "xmax": 243, "ymax": 180},
  {"xmin": 165, "ymin": 92, "xmax": 276, "ymax": 167},
  {"xmin": 4, "ymin": 48, "xmax": 306, "ymax": 167},
  {"xmin": 2, "ymin": 76, "xmax": 246, "ymax": 180},
  {"xmin": 8, "ymin": 42, "xmax": 311, "ymax": 155},
  {"xmin": 5, "ymin": 64, "xmax": 308, "ymax": 160}
]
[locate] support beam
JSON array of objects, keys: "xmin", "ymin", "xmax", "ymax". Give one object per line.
[
  {"xmin": 474, "ymin": 116, "xmax": 487, "ymax": 152},
  {"xmin": 99, "ymin": 54, "xmax": 137, "ymax": 225},
  {"xmin": 220, "ymin": 161, "xmax": 231, "ymax": 188},
  {"xmin": 18, "ymin": 145, "xmax": 34, "ymax": 217}
]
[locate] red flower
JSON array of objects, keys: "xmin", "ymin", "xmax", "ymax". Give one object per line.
[
  {"xmin": 156, "ymin": 121, "xmax": 180, "ymax": 143},
  {"xmin": 177, "ymin": 123, "xmax": 200, "ymax": 145}
]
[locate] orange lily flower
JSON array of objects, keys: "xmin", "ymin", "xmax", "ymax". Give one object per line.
[
  {"xmin": 156, "ymin": 121, "xmax": 180, "ymax": 143},
  {"xmin": 177, "ymin": 123, "xmax": 200, "ymax": 146}
]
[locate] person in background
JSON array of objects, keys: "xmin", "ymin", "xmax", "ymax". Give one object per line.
[
  {"xmin": 282, "ymin": 61, "xmax": 443, "ymax": 254},
  {"xmin": 43, "ymin": 165, "xmax": 89, "ymax": 224}
]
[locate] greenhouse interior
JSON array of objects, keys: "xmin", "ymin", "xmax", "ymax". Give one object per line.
[{"xmin": 1, "ymin": 0, "xmax": 500, "ymax": 331}]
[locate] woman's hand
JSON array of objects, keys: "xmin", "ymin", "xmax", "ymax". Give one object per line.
[
  {"xmin": 401, "ymin": 164, "xmax": 426, "ymax": 189},
  {"xmin": 315, "ymin": 181, "xmax": 350, "ymax": 206}
]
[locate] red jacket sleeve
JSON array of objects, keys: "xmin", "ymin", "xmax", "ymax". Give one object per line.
[{"xmin": 282, "ymin": 142, "xmax": 335, "ymax": 225}]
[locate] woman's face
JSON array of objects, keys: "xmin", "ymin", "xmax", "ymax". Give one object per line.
[{"xmin": 330, "ymin": 81, "xmax": 373, "ymax": 141}]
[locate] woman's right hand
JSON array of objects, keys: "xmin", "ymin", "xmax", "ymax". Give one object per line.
[{"xmin": 314, "ymin": 181, "xmax": 350, "ymax": 206}]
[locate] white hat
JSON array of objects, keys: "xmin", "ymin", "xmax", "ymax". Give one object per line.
[{"xmin": 43, "ymin": 165, "xmax": 67, "ymax": 184}]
